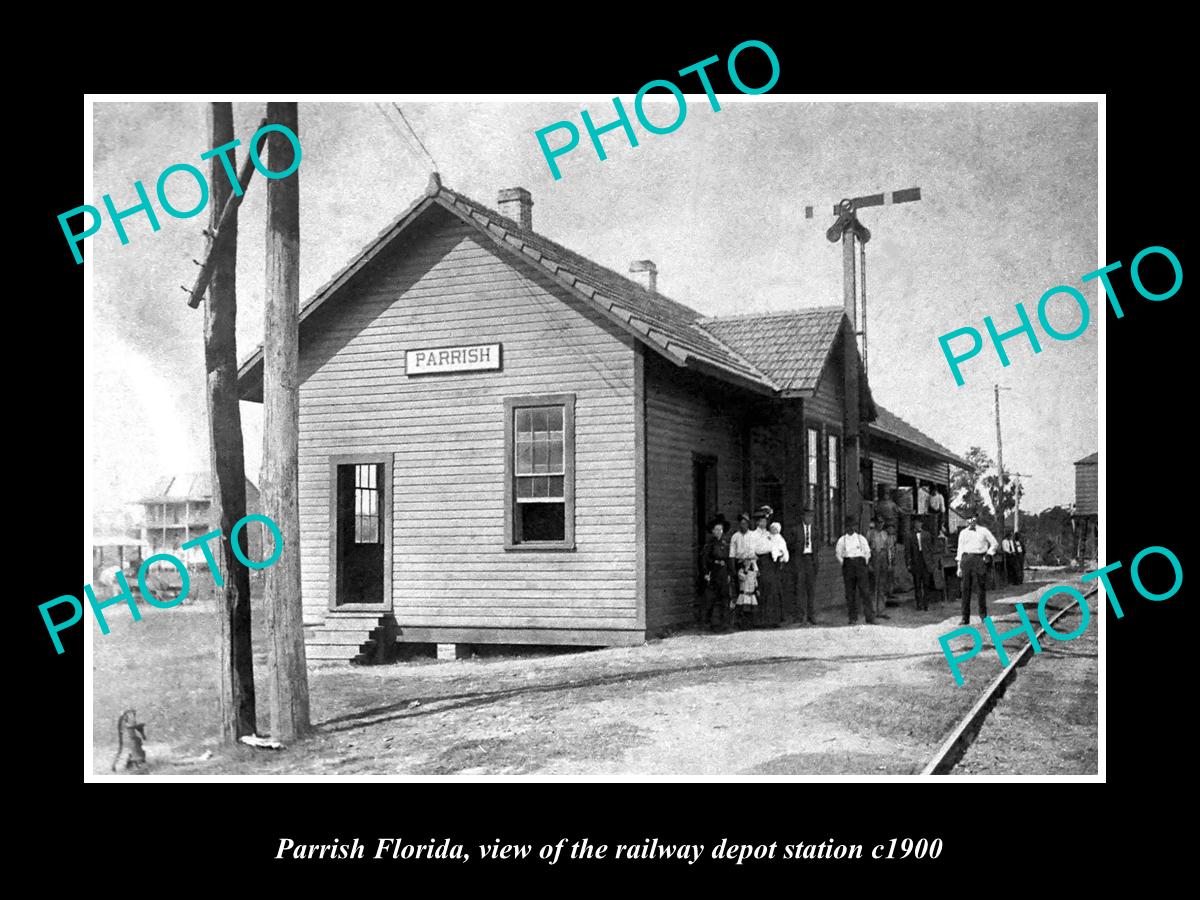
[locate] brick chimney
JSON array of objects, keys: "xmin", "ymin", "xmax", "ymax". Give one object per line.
[
  {"xmin": 629, "ymin": 259, "xmax": 657, "ymax": 294},
  {"xmin": 497, "ymin": 187, "xmax": 533, "ymax": 230}
]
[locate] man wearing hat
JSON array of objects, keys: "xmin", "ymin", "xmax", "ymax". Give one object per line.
[
  {"xmin": 835, "ymin": 519, "xmax": 875, "ymax": 625},
  {"xmin": 794, "ymin": 505, "xmax": 819, "ymax": 625},
  {"xmin": 955, "ymin": 508, "xmax": 999, "ymax": 624}
]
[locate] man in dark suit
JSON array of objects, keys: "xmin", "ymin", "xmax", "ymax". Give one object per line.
[
  {"xmin": 906, "ymin": 521, "xmax": 936, "ymax": 610},
  {"xmin": 794, "ymin": 505, "xmax": 819, "ymax": 625}
]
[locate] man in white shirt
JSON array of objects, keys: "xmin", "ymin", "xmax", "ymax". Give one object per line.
[
  {"xmin": 835, "ymin": 520, "xmax": 875, "ymax": 625},
  {"xmin": 928, "ymin": 487, "xmax": 946, "ymax": 534},
  {"xmin": 1001, "ymin": 532, "xmax": 1018, "ymax": 584},
  {"xmin": 956, "ymin": 509, "xmax": 999, "ymax": 624},
  {"xmin": 917, "ymin": 482, "xmax": 930, "ymax": 516},
  {"xmin": 728, "ymin": 513, "xmax": 754, "ymax": 566},
  {"xmin": 794, "ymin": 506, "xmax": 819, "ymax": 625}
]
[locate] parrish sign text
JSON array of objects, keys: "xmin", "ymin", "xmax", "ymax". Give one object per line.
[{"xmin": 406, "ymin": 343, "xmax": 502, "ymax": 376}]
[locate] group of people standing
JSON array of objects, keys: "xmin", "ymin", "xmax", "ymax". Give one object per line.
[
  {"xmin": 698, "ymin": 505, "xmax": 820, "ymax": 632},
  {"xmin": 696, "ymin": 490, "xmax": 1030, "ymax": 632}
]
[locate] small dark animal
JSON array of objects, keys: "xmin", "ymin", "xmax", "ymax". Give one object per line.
[{"xmin": 111, "ymin": 709, "xmax": 148, "ymax": 772}]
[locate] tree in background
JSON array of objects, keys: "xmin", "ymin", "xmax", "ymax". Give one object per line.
[{"xmin": 951, "ymin": 446, "xmax": 1016, "ymax": 531}]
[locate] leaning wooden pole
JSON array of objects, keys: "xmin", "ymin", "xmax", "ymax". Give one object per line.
[
  {"xmin": 205, "ymin": 102, "xmax": 257, "ymax": 743},
  {"xmin": 262, "ymin": 101, "xmax": 310, "ymax": 741}
]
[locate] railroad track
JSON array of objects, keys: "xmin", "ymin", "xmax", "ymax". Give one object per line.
[{"xmin": 920, "ymin": 583, "xmax": 1099, "ymax": 775}]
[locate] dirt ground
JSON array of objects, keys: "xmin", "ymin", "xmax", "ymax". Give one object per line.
[
  {"xmin": 954, "ymin": 602, "xmax": 1098, "ymax": 775},
  {"xmin": 92, "ymin": 575, "xmax": 1095, "ymax": 776}
]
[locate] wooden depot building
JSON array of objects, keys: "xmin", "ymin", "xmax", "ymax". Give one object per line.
[{"xmin": 238, "ymin": 176, "xmax": 970, "ymax": 661}]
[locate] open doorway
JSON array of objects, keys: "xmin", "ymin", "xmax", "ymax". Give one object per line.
[
  {"xmin": 693, "ymin": 454, "xmax": 718, "ymax": 583},
  {"xmin": 332, "ymin": 458, "xmax": 390, "ymax": 607}
]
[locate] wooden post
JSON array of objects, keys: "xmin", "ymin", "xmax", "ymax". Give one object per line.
[
  {"xmin": 204, "ymin": 102, "xmax": 257, "ymax": 743},
  {"xmin": 262, "ymin": 101, "xmax": 311, "ymax": 742},
  {"xmin": 994, "ymin": 384, "xmax": 1005, "ymax": 527},
  {"xmin": 781, "ymin": 403, "xmax": 805, "ymax": 619},
  {"xmin": 842, "ymin": 233, "xmax": 862, "ymax": 530}
]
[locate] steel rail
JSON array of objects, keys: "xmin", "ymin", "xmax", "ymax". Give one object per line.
[{"xmin": 920, "ymin": 583, "xmax": 1099, "ymax": 775}]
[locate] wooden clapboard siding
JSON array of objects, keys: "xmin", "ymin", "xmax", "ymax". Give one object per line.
[
  {"xmin": 643, "ymin": 353, "xmax": 746, "ymax": 633},
  {"xmin": 871, "ymin": 441, "xmax": 952, "ymax": 488},
  {"xmin": 1075, "ymin": 458, "xmax": 1097, "ymax": 516},
  {"xmin": 895, "ymin": 455, "xmax": 944, "ymax": 484},
  {"xmin": 296, "ymin": 208, "xmax": 640, "ymax": 644},
  {"xmin": 870, "ymin": 449, "xmax": 899, "ymax": 487},
  {"xmin": 805, "ymin": 341, "xmax": 844, "ymax": 424}
]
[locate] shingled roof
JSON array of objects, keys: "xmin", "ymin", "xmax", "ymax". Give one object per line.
[
  {"xmin": 238, "ymin": 175, "xmax": 773, "ymax": 399},
  {"xmin": 1075, "ymin": 451, "xmax": 1098, "ymax": 465},
  {"xmin": 697, "ymin": 307, "xmax": 847, "ymax": 395},
  {"xmin": 870, "ymin": 406, "xmax": 972, "ymax": 469},
  {"xmin": 139, "ymin": 472, "xmax": 260, "ymax": 503}
]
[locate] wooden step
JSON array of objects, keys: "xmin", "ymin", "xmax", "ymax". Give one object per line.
[
  {"xmin": 307, "ymin": 644, "xmax": 361, "ymax": 661},
  {"xmin": 320, "ymin": 619, "xmax": 386, "ymax": 633},
  {"xmin": 309, "ymin": 631, "xmax": 374, "ymax": 646}
]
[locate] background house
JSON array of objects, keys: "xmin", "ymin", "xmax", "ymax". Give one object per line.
[{"xmin": 138, "ymin": 472, "xmax": 263, "ymax": 565}]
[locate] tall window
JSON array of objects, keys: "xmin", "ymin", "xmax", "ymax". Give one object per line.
[
  {"xmin": 355, "ymin": 463, "xmax": 381, "ymax": 543},
  {"xmin": 506, "ymin": 394, "xmax": 575, "ymax": 549},
  {"xmin": 753, "ymin": 460, "xmax": 784, "ymax": 522},
  {"xmin": 827, "ymin": 433, "xmax": 842, "ymax": 542},
  {"xmin": 807, "ymin": 427, "xmax": 820, "ymax": 532}
]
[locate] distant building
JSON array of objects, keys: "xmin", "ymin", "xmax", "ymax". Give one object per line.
[
  {"xmin": 92, "ymin": 506, "xmax": 148, "ymax": 583},
  {"xmin": 1073, "ymin": 451, "xmax": 1098, "ymax": 565},
  {"xmin": 138, "ymin": 472, "xmax": 263, "ymax": 565}
]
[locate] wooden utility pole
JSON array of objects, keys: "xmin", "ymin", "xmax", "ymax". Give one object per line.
[
  {"xmin": 840, "ymin": 226, "xmax": 863, "ymax": 530},
  {"xmin": 811, "ymin": 191, "xmax": 922, "ymax": 530},
  {"xmin": 262, "ymin": 101, "xmax": 310, "ymax": 742},
  {"xmin": 994, "ymin": 384, "xmax": 1011, "ymax": 526},
  {"xmin": 204, "ymin": 103, "xmax": 257, "ymax": 742}
]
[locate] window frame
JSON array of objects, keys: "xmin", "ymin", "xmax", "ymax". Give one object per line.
[
  {"xmin": 826, "ymin": 431, "xmax": 842, "ymax": 544},
  {"xmin": 806, "ymin": 425, "xmax": 821, "ymax": 539},
  {"xmin": 504, "ymin": 393, "xmax": 576, "ymax": 551},
  {"xmin": 353, "ymin": 463, "xmax": 382, "ymax": 545}
]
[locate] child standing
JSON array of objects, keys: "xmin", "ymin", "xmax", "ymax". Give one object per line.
[{"xmin": 736, "ymin": 558, "xmax": 759, "ymax": 629}]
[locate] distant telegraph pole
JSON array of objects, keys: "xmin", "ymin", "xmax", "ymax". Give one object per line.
[
  {"xmin": 994, "ymin": 385, "xmax": 1011, "ymax": 526},
  {"xmin": 262, "ymin": 101, "xmax": 311, "ymax": 742}
]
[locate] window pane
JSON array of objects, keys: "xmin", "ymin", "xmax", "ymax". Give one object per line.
[
  {"xmin": 519, "ymin": 502, "xmax": 565, "ymax": 541},
  {"xmin": 532, "ymin": 408, "xmax": 547, "ymax": 435},
  {"xmin": 534, "ymin": 439, "xmax": 549, "ymax": 473},
  {"xmin": 548, "ymin": 476, "xmax": 564, "ymax": 498},
  {"xmin": 517, "ymin": 441, "xmax": 533, "ymax": 474},
  {"xmin": 516, "ymin": 476, "xmax": 533, "ymax": 499},
  {"xmin": 516, "ymin": 408, "xmax": 531, "ymax": 435},
  {"xmin": 807, "ymin": 428, "xmax": 819, "ymax": 483},
  {"xmin": 547, "ymin": 407, "xmax": 563, "ymax": 431},
  {"xmin": 549, "ymin": 441, "xmax": 563, "ymax": 472}
]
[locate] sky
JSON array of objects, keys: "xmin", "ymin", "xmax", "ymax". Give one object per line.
[{"xmin": 89, "ymin": 99, "xmax": 1097, "ymax": 517}]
